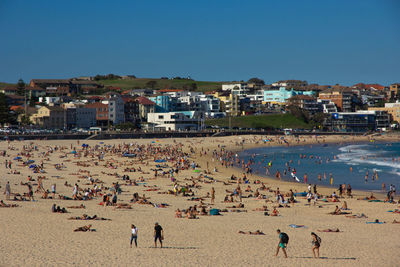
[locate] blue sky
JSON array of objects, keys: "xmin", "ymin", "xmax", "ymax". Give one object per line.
[{"xmin": 0, "ymin": 0, "xmax": 399, "ymax": 85}]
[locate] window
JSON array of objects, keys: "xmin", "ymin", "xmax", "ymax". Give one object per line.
[{"xmin": 158, "ymin": 115, "xmax": 164, "ymax": 119}]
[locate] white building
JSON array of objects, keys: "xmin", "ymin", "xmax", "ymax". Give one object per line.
[
  {"xmin": 147, "ymin": 111, "xmax": 200, "ymax": 131},
  {"xmin": 317, "ymin": 99, "xmax": 337, "ymax": 113},
  {"xmin": 222, "ymin": 83, "xmax": 249, "ymax": 96},
  {"xmin": 38, "ymin": 96, "xmax": 61, "ymax": 104},
  {"xmin": 102, "ymin": 95, "xmax": 125, "ymax": 125}
]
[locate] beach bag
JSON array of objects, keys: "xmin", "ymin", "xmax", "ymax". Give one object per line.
[
  {"xmin": 317, "ymin": 236, "xmax": 321, "ymax": 244},
  {"xmin": 281, "ymin": 233, "xmax": 289, "ymax": 244}
]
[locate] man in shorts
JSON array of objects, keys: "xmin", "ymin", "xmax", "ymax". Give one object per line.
[
  {"xmin": 154, "ymin": 222, "xmax": 164, "ymax": 248},
  {"xmin": 275, "ymin": 229, "xmax": 288, "ymax": 258}
]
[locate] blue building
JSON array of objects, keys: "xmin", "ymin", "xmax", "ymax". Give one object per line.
[
  {"xmin": 263, "ymin": 87, "xmax": 315, "ymax": 104},
  {"xmin": 148, "ymin": 95, "xmax": 171, "ymax": 112}
]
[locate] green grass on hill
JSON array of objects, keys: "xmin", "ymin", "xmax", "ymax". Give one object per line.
[
  {"xmin": 206, "ymin": 114, "xmax": 311, "ymax": 129},
  {"xmin": 0, "ymin": 82, "xmax": 15, "ymax": 89},
  {"xmin": 96, "ymin": 78, "xmax": 224, "ymax": 92}
]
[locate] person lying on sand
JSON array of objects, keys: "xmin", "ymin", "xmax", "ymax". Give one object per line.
[
  {"xmin": 0, "ymin": 200, "xmax": 19, "ymax": 207},
  {"xmin": 73, "ymin": 224, "xmax": 96, "ymax": 232},
  {"xmin": 317, "ymin": 228, "xmax": 340, "ymax": 232},
  {"xmin": 346, "ymin": 213, "xmax": 367, "ymax": 218},
  {"xmin": 114, "ymin": 203, "xmax": 132, "ymax": 209},
  {"xmin": 67, "ymin": 204, "xmax": 85, "ymax": 209},
  {"xmin": 68, "ymin": 214, "xmax": 110, "ymax": 220},
  {"xmin": 253, "ymin": 206, "xmax": 268, "ymax": 211},
  {"xmin": 392, "ymin": 220, "xmax": 400, "ymax": 224},
  {"xmin": 238, "ymin": 230, "xmax": 265, "ymax": 235},
  {"xmin": 357, "ymin": 193, "xmax": 377, "ymax": 200},
  {"xmin": 226, "ymin": 203, "xmax": 244, "ymax": 208},
  {"xmin": 51, "ymin": 204, "xmax": 67, "ymax": 213}
]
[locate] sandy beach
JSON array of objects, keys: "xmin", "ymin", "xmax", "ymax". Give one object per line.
[{"xmin": 0, "ymin": 134, "xmax": 399, "ymax": 267}]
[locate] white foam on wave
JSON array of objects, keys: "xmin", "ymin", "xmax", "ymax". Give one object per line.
[{"xmin": 335, "ymin": 144, "xmax": 400, "ymax": 171}]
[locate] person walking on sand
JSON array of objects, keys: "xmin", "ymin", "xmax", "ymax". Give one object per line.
[
  {"xmin": 311, "ymin": 232, "xmax": 321, "ymax": 258},
  {"xmin": 275, "ymin": 229, "xmax": 288, "ymax": 258},
  {"xmin": 154, "ymin": 222, "xmax": 164, "ymax": 248},
  {"xmin": 211, "ymin": 187, "xmax": 215, "ymax": 204},
  {"xmin": 130, "ymin": 224, "xmax": 138, "ymax": 248},
  {"xmin": 4, "ymin": 181, "xmax": 11, "ymax": 200}
]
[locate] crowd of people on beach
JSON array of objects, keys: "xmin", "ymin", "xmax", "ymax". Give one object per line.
[{"xmin": 0, "ymin": 135, "xmax": 399, "ymax": 262}]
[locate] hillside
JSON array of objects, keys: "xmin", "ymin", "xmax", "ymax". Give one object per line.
[
  {"xmin": 0, "ymin": 82, "xmax": 15, "ymax": 89},
  {"xmin": 206, "ymin": 114, "xmax": 311, "ymax": 129},
  {"xmin": 96, "ymin": 78, "xmax": 224, "ymax": 92}
]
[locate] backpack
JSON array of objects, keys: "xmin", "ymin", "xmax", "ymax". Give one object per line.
[
  {"xmin": 281, "ymin": 233, "xmax": 289, "ymax": 244},
  {"xmin": 316, "ymin": 235, "xmax": 321, "ymax": 244}
]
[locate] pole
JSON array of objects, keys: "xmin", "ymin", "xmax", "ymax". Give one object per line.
[{"xmin": 24, "ymin": 86, "xmax": 27, "ymax": 125}]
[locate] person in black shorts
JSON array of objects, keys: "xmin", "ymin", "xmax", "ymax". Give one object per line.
[{"xmin": 154, "ymin": 222, "xmax": 164, "ymax": 248}]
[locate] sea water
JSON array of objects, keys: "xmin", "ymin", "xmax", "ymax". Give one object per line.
[{"xmin": 238, "ymin": 142, "xmax": 400, "ymax": 191}]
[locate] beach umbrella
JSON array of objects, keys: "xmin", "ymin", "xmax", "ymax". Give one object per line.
[
  {"xmin": 99, "ymin": 142, "xmax": 104, "ymax": 144},
  {"xmin": 14, "ymin": 156, "xmax": 22, "ymax": 160}
]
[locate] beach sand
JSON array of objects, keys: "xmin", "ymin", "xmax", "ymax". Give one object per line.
[{"xmin": 0, "ymin": 134, "xmax": 399, "ymax": 266}]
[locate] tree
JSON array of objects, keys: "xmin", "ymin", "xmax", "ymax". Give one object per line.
[
  {"xmin": 190, "ymin": 83, "xmax": 197, "ymax": 91},
  {"xmin": 146, "ymin": 80, "xmax": 157, "ymax": 89},
  {"xmin": 0, "ymin": 93, "xmax": 9, "ymax": 124},
  {"xmin": 17, "ymin": 79, "xmax": 25, "ymax": 96},
  {"xmin": 248, "ymin": 78, "xmax": 265, "ymax": 85}
]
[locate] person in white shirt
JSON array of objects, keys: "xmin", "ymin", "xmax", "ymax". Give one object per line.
[{"xmin": 130, "ymin": 224, "xmax": 138, "ymax": 248}]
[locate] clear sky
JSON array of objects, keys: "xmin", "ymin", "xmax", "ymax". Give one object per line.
[{"xmin": 0, "ymin": 0, "xmax": 399, "ymax": 85}]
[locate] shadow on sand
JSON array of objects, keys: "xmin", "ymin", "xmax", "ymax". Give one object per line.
[
  {"xmin": 292, "ymin": 256, "xmax": 356, "ymax": 260},
  {"xmin": 148, "ymin": 246, "xmax": 199, "ymax": 250}
]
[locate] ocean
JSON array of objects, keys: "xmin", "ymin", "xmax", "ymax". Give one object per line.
[{"xmin": 238, "ymin": 142, "xmax": 400, "ymax": 192}]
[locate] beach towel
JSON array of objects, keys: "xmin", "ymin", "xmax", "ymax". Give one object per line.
[
  {"xmin": 366, "ymin": 221, "xmax": 385, "ymax": 224},
  {"xmin": 210, "ymin": 209, "xmax": 220, "ymax": 216},
  {"xmin": 294, "ymin": 192, "xmax": 307, "ymax": 197},
  {"xmin": 289, "ymin": 224, "xmax": 305, "ymax": 228},
  {"xmin": 368, "ymin": 200, "xmax": 383, "ymax": 202}
]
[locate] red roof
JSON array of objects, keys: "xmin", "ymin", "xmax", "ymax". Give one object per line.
[
  {"xmin": 10, "ymin": 105, "xmax": 24, "ymax": 111},
  {"xmin": 353, "ymin": 83, "xmax": 385, "ymax": 90},
  {"xmin": 135, "ymin": 96, "xmax": 155, "ymax": 105},
  {"xmin": 158, "ymin": 89, "xmax": 183, "ymax": 93}
]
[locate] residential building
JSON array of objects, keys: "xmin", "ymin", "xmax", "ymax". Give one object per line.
[
  {"xmin": 0, "ymin": 86, "xmax": 46, "ymax": 99},
  {"xmin": 135, "ymin": 96, "xmax": 156, "ymax": 122},
  {"xmin": 222, "ymin": 83, "xmax": 249, "ymax": 95},
  {"xmin": 30, "ymin": 79, "xmax": 99, "ymax": 95},
  {"xmin": 147, "ymin": 111, "xmax": 200, "ymax": 131},
  {"xmin": 65, "ymin": 107, "xmax": 97, "ymax": 129},
  {"xmin": 122, "ymin": 97, "xmax": 139, "ymax": 124},
  {"xmin": 272, "ymin": 80, "xmax": 308, "ymax": 88},
  {"xmin": 317, "ymin": 99, "xmax": 337, "ymax": 113},
  {"xmin": 148, "ymin": 95, "xmax": 171, "ymax": 112},
  {"xmin": 324, "ymin": 111, "xmax": 390, "ymax": 132},
  {"xmin": 85, "ymin": 102, "xmax": 109, "ymax": 126},
  {"xmin": 30, "ymin": 106, "xmax": 65, "ymax": 129},
  {"xmin": 102, "ymin": 95, "xmax": 125, "ymax": 125},
  {"xmin": 263, "ymin": 87, "xmax": 315, "ymax": 105},
  {"xmin": 318, "ymin": 88, "xmax": 356, "ymax": 112},
  {"xmin": 389, "ymin": 83, "xmax": 400, "ymax": 99},
  {"xmin": 369, "ymin": 102, "xmax": 400, "ymax": 123},
  {"xmin": 287, "ymin": 95, "xmax": 320, "ymax": 114}
]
